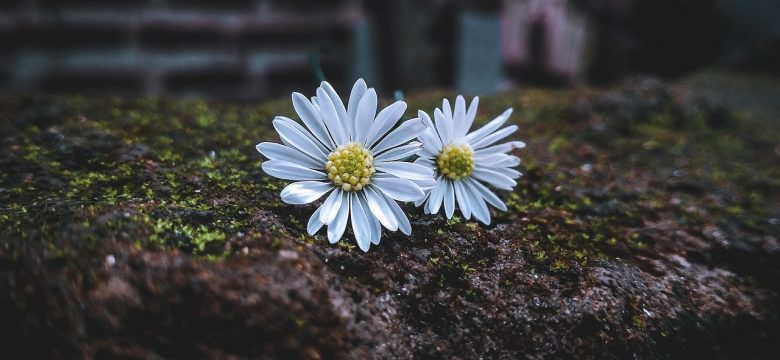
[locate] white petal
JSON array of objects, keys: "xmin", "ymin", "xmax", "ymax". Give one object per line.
[
  {"xmin": 463, "ymin": 180, "xmax": 491, "ymax": 224},
  {"xmin": 372, "ymin": 177, "xmax": 424, "ymax": 202},
  {"xmin": 262, "ymin": 160, "xmax": 327, "ymax": 181},
  {"xmin": 453, "ymin": 95, "xmax": 467, "ymax": 138},
  {"xmin": 371, "ymin": 118, "xmax": 426, "ymax": 155},
  {"xmin": 473, "ymin": 140, "xmax": 526, "ymax": 157},
  {"xmin": 417, "ymin": 143, "xmax": 441, "ymax": 160},
  {"xmin": 320, "ymin": 81, "xmax": 349, "ymax": 136},
  {"xmin": 419, "ymin": 147, "xmax": 436, "ymax": 159},
  {"xmin": 310, "ymin": 96, "xmax": 320, "ymax": 111},
  {"xmin": 473, "ymin": 153, "xmax": 508, "ymax": 163},
  {"xmin": 364, "ymin": 186, "xmax": 399, "ymax": 231},
  {"xmin": 381, "ymin": 191, "xmax": 412, "ymax": 235},
  {"xmin": 442, "ymin": 98, "xmax": 453, "ymax": 123},
  {"xmin": 495, "ymin": 155, "xmax": 522, "ymax": 168},
  {"xmin": 365, "ymin": 101, "xmax": 407, "ymax": 147},
  {"xmin": 415, "ymin": 191, "xmax": 430, "ymax": 207},
  {"xmin": 375, "ymin": 162, "xmax": 433, "ymax": 181},
  {"xmin": 418, "ymin": 110, "xmax": 435, "ymax": 129},
  {"xmin": 471, "ymin": 168, "xmax": 516, "ymax": 190},
  {"xmin": 319, "ymin": 189, "xmax": 344, "ymax": 224},
  {"xmin": 280, "ymin": 181, "xmax": 333, "ymax": 204},
  {"xmin": 418, "ymin": 126, "xmax": 443, "ymax": 154},
  {"xmin": 412, "ymin": 178, "xmax": 437, "ymax": 190},
  {"xmin": 354, "ymin": 88, "xmax": 377, "ymax": 143},
  {"xmin": 369, "ymin": 215, "xmax": 382, "ymax": 245},
  {"xmin": 479, "ymin": 165, "xmax": 522, "ymax": 179},
  {"xmin": 414, "ymin": 157, "xmax": 435, "ymax": 168},
  {"xmin": 471, "ymin": 125, "xmax": 518, "ymax": 150},
  {"xmin": 292, "ymin": 94, "xmax": 335, "ymax": 150},
  {"xmin": 372, "ymin": 172, "xmax": 434, "ymax": 190},
  {"xmin": 371, "ymin": 173, "xmax": 396, "ymax": 179},
  {"xmin": 474, "ymin": 153, "xmax": 521, "ymax": 168},
  {"xmin": 346, "ymin": 79, "xmax": 368, "ymax": 138},
  {"xmin": 357, "ymin": 193, "xmax": 383, "ymax": 245},
  {"xmin": 417, "ymin": 110, "xmax": 442, "ymax": 150},
  {"xmin": 465, "ymin": 108, "xmax": 513, "ymax": 143},
  {"xmin": 425, "ymin": 176, "xmax": 447, "ymax": 214},
  {"xmin": 307, "ymin": 206, "xmax": 325, "ymax": 235},
  {"xmin": 327, "ymin": 192, "xmax": 350, "ymax": 244},
  {"xmin": 460, "ymin": 96, "xmax": 479, "ymax": 140},
  {"xmin": 316, "ymin": 87, "xmax": 349, "ymax": 145},
  {"xmin": 256, "ymin": 142, "xmax": 322, "ymax": 169},
  {"xmin": 434, "ymin": 107, "xmax": 452, "ymax": 144},
  {"xmin": 375, "ymin": 142, "xmax": 422, "ymax": 162},
  {"xmin": 464, "ymin": 177, "xmax": 507, "ymax": 211},
  {"xmin": 453, "ymin": 180, "xmax": 472, "ymax": 220},
  {"xmin": 350, "ymin": 193, "xmax": 372, "ymax": 252},
  {"xmin": 443, "ymin": 180, "xmax": 455, "ymax": 218},
  {"xmin": 273, "ymin": 117, "xmax": 327, "ymax": 161}
]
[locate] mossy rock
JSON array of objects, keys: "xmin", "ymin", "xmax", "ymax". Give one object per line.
[{"xmin": 1, "ymin": 78, "xmax": 779, "ymax": 358}]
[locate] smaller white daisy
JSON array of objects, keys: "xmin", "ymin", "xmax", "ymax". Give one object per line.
[
  {"xmin": 257, "ymin": 79, "xmax": 434, "ymax": 252},
  {"xmin": 414, "ymin": 96, "xmax": 526, "ymax": 225}
]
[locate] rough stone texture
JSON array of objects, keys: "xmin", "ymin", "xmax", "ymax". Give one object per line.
[{"xmin": 1, "ymin": 78, "xmax": 778, "ymax": 358}]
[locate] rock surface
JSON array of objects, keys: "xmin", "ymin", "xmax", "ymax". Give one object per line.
[{"xmin": 1, "ymin": 79, "xmax": 778, "ymax": 359}]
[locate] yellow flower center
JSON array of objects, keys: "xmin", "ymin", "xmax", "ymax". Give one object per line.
[
  {"xmin": 436, "ymin": 143, "xmax": 475, "ymax": 180},
  {"xmin": 325, "ymin": 142, "xmax": 375, "ymax": 192}
]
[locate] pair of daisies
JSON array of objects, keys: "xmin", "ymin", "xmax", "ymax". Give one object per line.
[{"xmin": 257, "ymin": 79, "xmax": 525, "ymax": 252}]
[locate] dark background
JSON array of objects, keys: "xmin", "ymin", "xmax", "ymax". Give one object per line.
[{"xmin": 0, "ymin": 0, "xmax": 778, "ymax": 101}]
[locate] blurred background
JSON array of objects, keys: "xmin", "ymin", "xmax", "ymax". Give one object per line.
[{"xmin": 0, "ymin": 0, "xmax": 778, "ymax": 101}]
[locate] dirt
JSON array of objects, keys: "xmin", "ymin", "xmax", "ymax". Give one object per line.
[{"xmin": 1, "ymin": 77, "xmax": 778, "ymax": 359}]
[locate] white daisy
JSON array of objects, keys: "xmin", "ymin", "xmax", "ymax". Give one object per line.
[
  {"xmin": 414, "ymin": 96, "xmax": 526, "ymax": 225},
  {"xmin": 256, "ymin": 79, "xmax": 434, "ymax": 252}
]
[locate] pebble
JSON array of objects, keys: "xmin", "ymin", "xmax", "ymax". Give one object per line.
[
  {"xmin": 106, "ymin": 254, "xmax": 116, "ymax": 267},
  {"xmin": 278, "ymin": 249, "xmax": 298, "ymax": 259}
]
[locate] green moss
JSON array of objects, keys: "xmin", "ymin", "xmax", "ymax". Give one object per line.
[
  {"xmin": 549, "ymin": 259, "xmax": 568, "ymax": 272},
  {"xmin": 548, "ymin": 136, "xmax": 570, "ymax": 153},
  {"xmin": 632, "ymin": 315, "xmax": 646, "ymax": 328},
  {"xmin": 446, "ymin": 216, "xmax": 462, "ymax": 226},
  {"xmin": 0, "ymin": 88, "xmax": 777, "ymax": 275},
  {"xmin": 337, "ymin": 240, "xmax": 356, "ymax": 252}
]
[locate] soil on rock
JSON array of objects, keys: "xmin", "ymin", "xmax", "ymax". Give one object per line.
[{"xmin": 1, "ymin": 79, "xmax": 779, "ymax": 359}]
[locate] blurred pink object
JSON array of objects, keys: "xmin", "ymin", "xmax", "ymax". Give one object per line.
[{"xmin": 501, "ymin": 0, "xmax": 590, "ymax": 82}]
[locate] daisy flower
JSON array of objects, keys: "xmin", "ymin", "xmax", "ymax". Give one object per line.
[
  {"xmin": 256, "ymin": 79, "xmax": 433, "ymax": 252},
  {"xmin": 414, "ymin": 96, "xmax": 525, "ymax": 225}
]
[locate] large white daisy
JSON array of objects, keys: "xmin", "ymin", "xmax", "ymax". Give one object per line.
[
  {"xmin": 414, "ymin": 95, "xmax": 526, "ymax": 225},
  {"xmin": 256, "ymin": 79, "xmax": 434, "ymax": 252}
]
